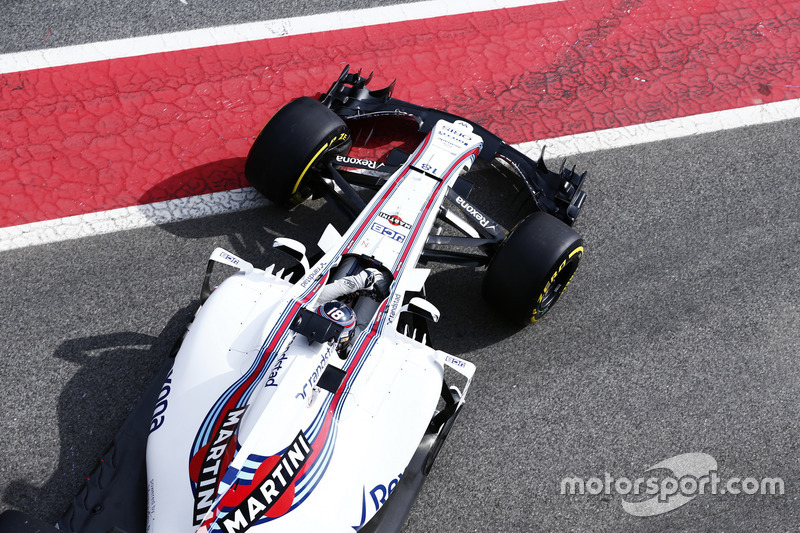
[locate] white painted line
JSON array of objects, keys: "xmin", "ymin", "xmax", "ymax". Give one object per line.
[
  {"xmin": 517, "ymin": 98, "xmax": 800, "ymax": 160},
  {"xmin": 2, "ymin": 98, "xmax": 799, "ymax": 252},
  {"xmin": 0, "ymin": 188, "xmax": 268, "ymax": 251},
  {"xmin": 0, "ymin": 0, "xmax": 559, "ymax": 74}
]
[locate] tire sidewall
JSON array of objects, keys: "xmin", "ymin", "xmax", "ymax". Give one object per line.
[
  {"xmin": 245, "ymin": 97, "xmax": 350, "ymax": 208},
  {"xmin": 483, "ymin": 211, "xmax": 583, "ymax": 324},
  {"xmin": 532, "ymin": 242, "xmax": 583, "ymax": 321}
]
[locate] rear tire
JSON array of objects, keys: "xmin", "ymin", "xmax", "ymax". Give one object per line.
[
  {"xmin": 245, "ymin": 96, "xmax": 350, "ymax": 208},
  {"xmin": 483, "ymin": 211, "xmax": 583, "ymax": 325}
]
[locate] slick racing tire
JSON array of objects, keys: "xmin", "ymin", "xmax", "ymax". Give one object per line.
[
  {"xmin": 483, "ymin": 211, "xmax": 583, "ymax": 325},
  {"xmin": 245, "ymin": 96, "xmax": 351, "ymax": 208}
]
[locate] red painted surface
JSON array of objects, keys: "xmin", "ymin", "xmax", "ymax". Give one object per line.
[{"xmin": 1, "ymin": 0, "xmax": 799, "ymax": 228}]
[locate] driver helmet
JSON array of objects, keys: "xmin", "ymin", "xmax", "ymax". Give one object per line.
[{"xmin": 317, "ymin": 300, "xmax": 357, "ymax": 348}]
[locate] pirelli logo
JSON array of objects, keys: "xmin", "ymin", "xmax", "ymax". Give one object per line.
[{"xmin": 217, "ymin": 431, "xmax": 313, "ymax": 533}]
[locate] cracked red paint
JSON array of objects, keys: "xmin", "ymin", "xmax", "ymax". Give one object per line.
[{"xmin": 1, "ymin": 0, "xmax": 799, "ymax": 227}]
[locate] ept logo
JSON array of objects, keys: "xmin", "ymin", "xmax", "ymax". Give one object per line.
[{"xmin": 370, "ymin": 222, "xmax": 405, "ymax": 243}]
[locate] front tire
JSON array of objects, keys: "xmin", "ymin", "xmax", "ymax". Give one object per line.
[
  {"xmin": 245, "ymin": 96, "xmax": 350, "ymax": 208},
  {"xmin": 483, "ymin": 211, "xmax": 583, "ymax": 325}
]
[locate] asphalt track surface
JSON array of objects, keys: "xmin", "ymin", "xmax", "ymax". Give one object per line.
[
  {"xmin": 0, "ymin": 0, "xmax": 413, "ymax": 54},
  {"xmin": 1, "ymin": 2, "xmax": 800, "ymax": 532}
]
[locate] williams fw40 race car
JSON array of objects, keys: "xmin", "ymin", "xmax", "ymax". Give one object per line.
[{"xmin": 0, "ymin": 67, "xmax": 587, "ymax": 533}]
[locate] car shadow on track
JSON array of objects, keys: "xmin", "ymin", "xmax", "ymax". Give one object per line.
[
  {"xmin": 140, "ymin": 166, "xmax": 351, "ymax": 274},
  {"xmin": 159, "ymin": 199, "xmax": 348, "ymax": 267},
  {"xmin": 138, "ymin": 158, "xmax": 248, "ymax": 205},
  {"xmin": 422, "ymin": 266, "xmax": 525, "ymax": 354},
  {"xmin": 1, "ymin": 303, "xmax": 198, "ymax": 525}
]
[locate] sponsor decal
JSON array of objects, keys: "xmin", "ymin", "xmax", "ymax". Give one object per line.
[
  {"xmin": 353, "ymin": 474, "xmax": 404, "ymax": 530},
  {"xmin": 369, "ymin": 222, "xmax": 406, "ymax": 243},
  {"xmin": 378, "ymin": 211, "xmax": 412, "ymax": 229},
  {"xmin": 300, "ymin": 264, "xmax": 324, "ymax": 289},
  {"xmin": 335, "ymin": 155, "xmax": 379, "ymax": 170},
  {"xmin": 149, "ymin": 368, "xmax": 173, "ymax": 434},
  {"xmin": 435, "ymin": 121, "xmax": 473, "ymax": 148},
  {"xmin": 212, "ymin": 431, "xmax": 313, "ymax": 533},
  {"xmin": 189, "ymin": 291, "xmax": 325, "ymax": 529},
  {"xmin": 147, "ymin": 479, "xmax": 156, "ymax": 518},
  {"xmin": 386, "ymin": 293, "xmax": 402, "ymax": 324},
  {"xmin": 455, "ymin": 195, "xmax": 496, "ymax": 230},
  {"xmin": 445, "ymin": 355, "xmax": 466, "ymax": 368},
  {"xmin": 341, "ymin": 277, "xmax": 359, "ymax": 292},
  {"xmin": 192, "ymin": 406, "xmax": 248, "ymax": 524},
  {"xmin": 370, "ymin": 474, "xmax": 403, "ymax": 511},
  {"xmin": 295, "ymin": 349, "xmax": 331, "ymax": 404},
  {"xmin": 264, "ymin": 352, "xmax": 289, "ymax": 388},
  {"xmin": 217, "ymin": 250, "xmax": 240, "ymax": 266}
]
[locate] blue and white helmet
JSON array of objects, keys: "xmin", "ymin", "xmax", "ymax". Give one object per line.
[{"xmin": 317, "ymin": 300, "xmax": 357, "ymax": 347}]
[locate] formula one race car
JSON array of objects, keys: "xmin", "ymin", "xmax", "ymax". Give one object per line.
[{"xmin": 0, "ymin": 67, "xmax": 587, "ymax": 533}]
